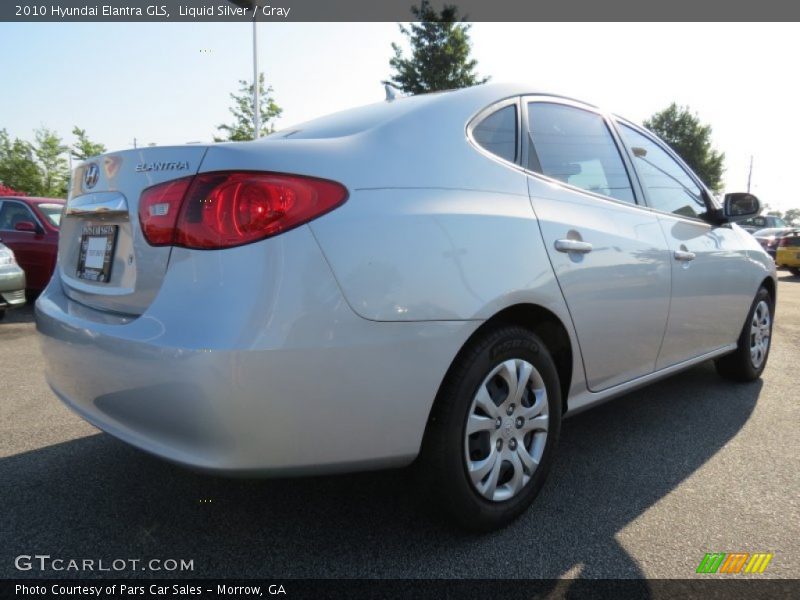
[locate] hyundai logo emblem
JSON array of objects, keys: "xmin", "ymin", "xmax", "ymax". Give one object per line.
[{"xmin": 84, "ymin": 163, "xmax": 100, "ymax": 189}]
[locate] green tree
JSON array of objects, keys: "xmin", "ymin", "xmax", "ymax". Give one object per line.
[
  {"xmin": 643, "ymin": 103, "xmax": 725, "ymax": 192},
  {"xmin": 0, "ymin": 129, "xmax": 42, "ymax": 195},
  {"xmin": 215, "ymin": 73, "xmax": 282, "ymax": 141},
  {"xmin": 71, "ymin": 126, "xmax": 106, "ymax": 161},
  {"xmin": 33, "ymin": 128, "xmax": 69, "ymax": 197},
  {"xmin": 385, "ymin": 0, "xmax": 488, "ymax": 94},
  {"xmin": 784, "ymin": 208, "xmax": 800, "ymax": 226}
]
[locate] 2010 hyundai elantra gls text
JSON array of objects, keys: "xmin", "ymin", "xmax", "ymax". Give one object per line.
[{"xmin": 36, "ymin": 83, "xmax": 775, "ymax": 530}]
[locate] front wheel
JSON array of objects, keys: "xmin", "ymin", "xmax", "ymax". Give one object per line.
[
  {"xmin": 715, "ymin": 286, "xmax": 774, "ymax": 382},
  {"xmin": 420, "ymin": 326, "xmax": 562, "ymax": 531}
]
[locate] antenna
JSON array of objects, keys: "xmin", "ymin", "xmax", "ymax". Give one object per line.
[
  {"xmin": 747, "ymin": 155, "xmax": 753, "ymax": 193},
  {"xmin": 385, "ymin": 84, "xmax": 401, "ymax": 102},
  {"xmin": 252, "ymin": 14, "xmax": 260, "ymax": 138}
]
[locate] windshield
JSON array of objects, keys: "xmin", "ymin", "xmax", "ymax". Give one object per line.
[{"xmin": 37, "ymin": 203, "xmax": 63, "ymax": 228}]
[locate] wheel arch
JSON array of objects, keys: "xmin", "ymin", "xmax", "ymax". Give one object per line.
[
  {"xmin": 761, "ymin": 275, "xmax": 776, "ymax": 304},
  {"xmin": 432, "ymin": 303, "xmax": 574, "ymax": 420}
]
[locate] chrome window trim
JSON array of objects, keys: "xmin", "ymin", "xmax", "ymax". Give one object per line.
[
  {"xmin": 0, "ymin": 199, "xmax": 45, "ymax": 232},
  {"xmin": 466, "ymin": 95, "xmax": 721, "ymax": 228},
  {"xmin": 465, "ymin": 95, "xmax": 524, "ymax": 171},
  {"xmin": 650, "ymin": 208, "xmax": 714, "ymax": 230}
]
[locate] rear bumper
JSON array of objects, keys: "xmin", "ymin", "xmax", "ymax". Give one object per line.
[
  {"xmin": 36, "ymin": 227, "xmax": 476, "ymax": 475},
  {"xmin": 0, "ymin": 268, "xmax": 26, "ymax": 308}
]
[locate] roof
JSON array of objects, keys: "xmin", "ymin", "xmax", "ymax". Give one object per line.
[{"xmin": 0, "ymin": 196, "xmax": 65, "ymax": 204}]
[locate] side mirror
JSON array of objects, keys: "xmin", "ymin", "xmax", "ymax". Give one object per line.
[
  {"xmin": 14, "ymin": 220, "xmax": 38, "ymax": 233},
  {"xmin": 723, "ymin": 193, "xmax": 760, "ymax": 221}
]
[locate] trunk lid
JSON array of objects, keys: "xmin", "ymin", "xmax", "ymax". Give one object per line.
[{"xmin": 59, "ymin": 146, "xmax": 209, "ymax": 315}]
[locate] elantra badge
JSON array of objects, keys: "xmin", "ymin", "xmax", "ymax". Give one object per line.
[{"xmin": 135, "ymin": 161, "xmax": 190, "ymax": 173}]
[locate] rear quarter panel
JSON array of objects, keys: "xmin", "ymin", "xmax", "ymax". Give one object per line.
[{"xmin": 309, "ymin": 186, "xmax": 568, "ymax": 323}]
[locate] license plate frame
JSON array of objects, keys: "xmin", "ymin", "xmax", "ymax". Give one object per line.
[{"xmin": 76, "ymin": 224, "xmax": 118, "ymax": 283}]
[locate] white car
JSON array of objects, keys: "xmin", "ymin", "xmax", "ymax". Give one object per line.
[
  {"xmin": 37, "ymin": 83, "xmax": 775, "ymax": 529},
  {"xmin": 0, "ymin": 241, "xmax": 26, "ymax": 319}
]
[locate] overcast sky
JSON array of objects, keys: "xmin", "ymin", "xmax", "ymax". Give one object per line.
[{"xmin": 1, "ymin": 22, "xmax": 797, "ymax": 210}]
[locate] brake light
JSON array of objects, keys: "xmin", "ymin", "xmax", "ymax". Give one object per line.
[{"xmin": 138, "ymin": 172, "xmax": 347, "ymax": 249}]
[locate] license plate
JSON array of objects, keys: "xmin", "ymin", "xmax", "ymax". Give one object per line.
[{"xmin": 77, "ymin": 224, "xmax": 118, "ymax": 283}]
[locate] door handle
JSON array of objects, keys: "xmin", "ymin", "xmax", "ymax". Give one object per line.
[
  {"xmin": 673, "ymin": 250, "xmax": 696, "ymax": 262},
  {"xmin": 555, "ymin": 239, "xmax": 593, "ymax": 254}
]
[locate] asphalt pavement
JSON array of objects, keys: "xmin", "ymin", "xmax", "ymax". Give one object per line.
[{"xmin": 1, "ymin": 274, "xmax": 798, "ymax": 580}]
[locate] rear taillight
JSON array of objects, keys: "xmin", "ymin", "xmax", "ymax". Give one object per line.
[
  {"xmin": 138, "ymin": 172, "xmax": 347, "ymax": 249},
  {"xmin": 0, "ymin": 250, "xmax": 15, "ymax": 266},
  {"xmin": 139, "ymin": 176, "xmax": 194, "ymax": 246}
]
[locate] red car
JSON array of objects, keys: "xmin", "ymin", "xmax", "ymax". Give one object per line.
[{"xmin": 0, "ymin": 196, "xmax": 64, "ymax": 292}]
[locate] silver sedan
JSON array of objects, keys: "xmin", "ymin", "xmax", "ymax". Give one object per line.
[{"xmin": 36, "ymin": 84, "xmax": 775, "ymax": 530}]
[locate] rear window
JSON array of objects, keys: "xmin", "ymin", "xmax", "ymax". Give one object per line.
[
  {"xmin": 37, "ymin": 203, "xmax": 63, "ymax": 228},
  {"xmin": 472, "ymin": 105, "xmax": 517, "ymax": 163},
  {"xmin": 743, "ymin": 216, "xmax": 786, "ymax": 228},
  {"xmin": 271, "ymin": 93, "xmax": 438, "ymax": 140},
  {"xmin": 742, "ymin": 216, "xmax": 766, "ymax": 227}
]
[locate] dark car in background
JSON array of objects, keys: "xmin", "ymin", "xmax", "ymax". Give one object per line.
[
  {"xmin": 0, "ymin": 196, "xmax": 63, "ymax": 292},
  {"xmin": 740, "ymin": 215, "xmax": 787, "ymax": 234},
  {"xmin": 752, "ymin": 227, "xmax": 796, "ymax": 259}
]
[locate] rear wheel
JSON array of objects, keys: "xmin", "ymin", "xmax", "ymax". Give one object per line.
[
  {"xmin": 715, "ymin": 286, "xmax": 774, "ymax": 382},
  {"xmin": 789, "ymin": 267, "xmax": 800, "ymax": 277},
  {"xmin": 420, "ymin": 325, "xmax": 561, "ymax": 531}
]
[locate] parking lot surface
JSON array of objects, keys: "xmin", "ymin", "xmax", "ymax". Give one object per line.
[{"xmin": 1, "ymin": 274, "xmax": 798, "ymax": 579}]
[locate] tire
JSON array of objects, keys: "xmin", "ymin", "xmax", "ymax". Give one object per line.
[
  {"xmin": 420, "ymin": 325, "xmax": 562, "ymax": 531},
  {"xmin": 714, "ymin": 286, "xmax": 774, "ymax": 382},
  {"xmin": 789, "ymin": 267, "xmax": 800, "ymax": 277}
]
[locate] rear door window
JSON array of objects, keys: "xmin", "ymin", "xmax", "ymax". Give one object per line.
[{"xmin": 527, "ymin": 102, "xmax": 635, "ymax": 203}]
